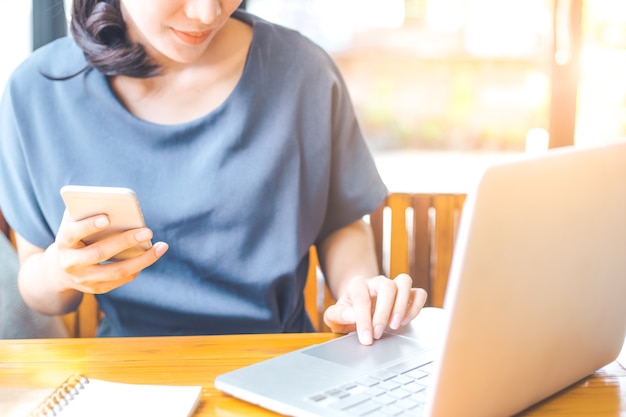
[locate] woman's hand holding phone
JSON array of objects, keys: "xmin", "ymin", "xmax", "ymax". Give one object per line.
[{"xmin": 52, "ymin": 186, "xmax": 169, "ymax": 294}]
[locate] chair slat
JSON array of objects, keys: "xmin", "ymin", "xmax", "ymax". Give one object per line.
[
  {"xmin": 369, "ymin": 200, "xmax": 385, "ymax": 275},
  {"xmin": 78, "ymin": 294, "xmax": 100, "ymax": 338},
  {"xmin": 411, "ymin": 194, "xmax": 433, "ymax": 294},
  {"xmin": 304, "ymin": 246, "xmax": 322, "ymax": 331},
  {"xmin": 387, "ymin": 193, "xmax": 412, "ymax": 279},
  {"xmin": 431, "ymin": 195, "xmax": 458, "ymax": 307},
  {"xmin": 431, "ymin": 194, "xmax": 467, "ymax": 307},
  {"xmin": 60, "ymin": 313, "xmax": 78, "ymax": 337}
]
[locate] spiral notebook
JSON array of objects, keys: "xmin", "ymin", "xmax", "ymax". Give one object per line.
[{"xmin": 26, "ymin": 374, "xmax": 202, "ymax": 417}]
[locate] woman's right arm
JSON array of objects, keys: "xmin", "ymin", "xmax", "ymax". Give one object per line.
[{"xmin": 16, "ymin": 234, "xmax": 85, "ymax": 315}]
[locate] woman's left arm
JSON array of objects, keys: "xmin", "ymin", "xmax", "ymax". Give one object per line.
[{"xmin": 317, "ymin": 219, "xmax": 427, "ymax": 345}]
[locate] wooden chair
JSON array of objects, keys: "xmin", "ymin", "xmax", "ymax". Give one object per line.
[
  {"xmin": 305, "ymin": 192, "xmax": 467, "ymax": 332},
  {"xmin": 70, "ymin": 192, "xmax": 467, "ymax": 336},
  {"xmin": 5, "ymin": 191, "xmax": 466, "ymax": 336}
]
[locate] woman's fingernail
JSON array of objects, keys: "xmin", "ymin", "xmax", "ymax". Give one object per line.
[
  {"xmin": 135, "ymin": 229, "xmax": 152, "ymax": 241},
  {"xmin": 153, "ymin": 242, "xmax": 168, "ymax": 257},
  {"xmin": 390, "ymin": 313, "xmax": 402, "ymax": 330},
  {"xmin": 95, "ymin": 216, "xmax": 109, "ymax": 228},
  {"xmin": 359, "ymin": 330, "xmax": 373, "ymax": 345},
  {"xmin": 374, "ymin": 324, "xmax": 385, "ymax": 339}
]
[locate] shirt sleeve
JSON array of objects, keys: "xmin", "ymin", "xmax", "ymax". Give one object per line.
[
  {"xmin": 316, "ymin": 66, "xmax": 388, "ymax": 243},
  {"xmin": 0, "ymin": 72, "xmax": 57, "ymax": 249}
]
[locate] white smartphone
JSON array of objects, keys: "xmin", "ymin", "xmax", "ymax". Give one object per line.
[{"xmin": 60, "ymin": 185, "xmax": 152, "ymax": 261}]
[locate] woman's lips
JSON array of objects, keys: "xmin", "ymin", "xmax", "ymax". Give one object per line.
[{"xmin": 171, "ymin": 28, "xmax": 212, "ymax": 45}]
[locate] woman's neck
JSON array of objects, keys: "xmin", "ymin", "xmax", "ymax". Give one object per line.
[{"xmin": 110, "ymin": 19, "xmax": 253, "ymax": 125}]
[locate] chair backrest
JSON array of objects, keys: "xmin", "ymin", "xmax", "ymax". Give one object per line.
[
  {"xmin": 371, "ymin": 193, "xmax": 467, "ymax": 307},
  {"xmin": 305, "ymin": 192, "xmax": 467, "ymax": 332}
]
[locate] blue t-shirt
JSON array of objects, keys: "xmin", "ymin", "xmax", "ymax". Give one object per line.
[{"xmin": 0, "ymin": 11, "xmax": 387, "ymax": 336}]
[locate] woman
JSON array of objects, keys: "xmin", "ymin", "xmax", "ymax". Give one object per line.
[{"xmin": 0, "ymin": 0, "xmax": 426, "ymax": 344}]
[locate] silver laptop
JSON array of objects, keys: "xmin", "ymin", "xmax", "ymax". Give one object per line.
[{"xmin": 215, "ymin": 141, "xmax": 626, "ymax": 417}]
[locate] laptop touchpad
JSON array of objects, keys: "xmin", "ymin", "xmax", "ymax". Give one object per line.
[{"xmin": 303, "ymin": 333, "xmax": 423, "ymax": 371}]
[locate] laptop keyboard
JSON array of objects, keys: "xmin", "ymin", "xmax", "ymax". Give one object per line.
[{"xmin": 307, "ymin": 356, "xmax": 435, "ymax": 416}]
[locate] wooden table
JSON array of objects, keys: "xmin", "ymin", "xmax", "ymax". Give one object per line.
[{"xmin": 0, "ymin": 333, "xmax": 625, "ymax": 416}]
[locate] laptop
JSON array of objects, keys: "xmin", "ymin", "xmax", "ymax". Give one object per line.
[{"xmin": 215, "ymin": 141, "xmax": 626, "ymax": 417}]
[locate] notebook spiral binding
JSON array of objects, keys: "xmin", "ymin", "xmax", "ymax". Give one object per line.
[{"xmin": 28, "ymin": 374, "xmax": 90, "ymax": 417}]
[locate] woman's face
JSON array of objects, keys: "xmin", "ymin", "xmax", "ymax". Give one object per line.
[{"xmin": 120, "ymin": 0, "xmax": 243, "ymax": 66}]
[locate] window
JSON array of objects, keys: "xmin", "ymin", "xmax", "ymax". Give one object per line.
[
  {"xmin": 249, "ymin": 0, "xmax": 626, "ymax": 191},
  {"xmin": 3, "ymin": 1, "xmax": 624, "ymax": 192},
  {"xmin": 249, "ymin": 0, "xmax": 553, "ymax": 154}
]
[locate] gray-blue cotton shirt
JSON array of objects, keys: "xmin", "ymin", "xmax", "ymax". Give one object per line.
[{"xmin": 0, "ymin": 11, "xmax": 387, "ymax": 336}]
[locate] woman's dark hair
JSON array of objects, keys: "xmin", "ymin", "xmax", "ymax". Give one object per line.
[{"xmin": 71, "ymin": 0, "xmax": 160, "ymax": 78}]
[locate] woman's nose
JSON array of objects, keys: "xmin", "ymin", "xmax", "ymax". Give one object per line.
[{"xmin": 184, "ymin": 1, "xmax": 222, "ymax": 23}]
